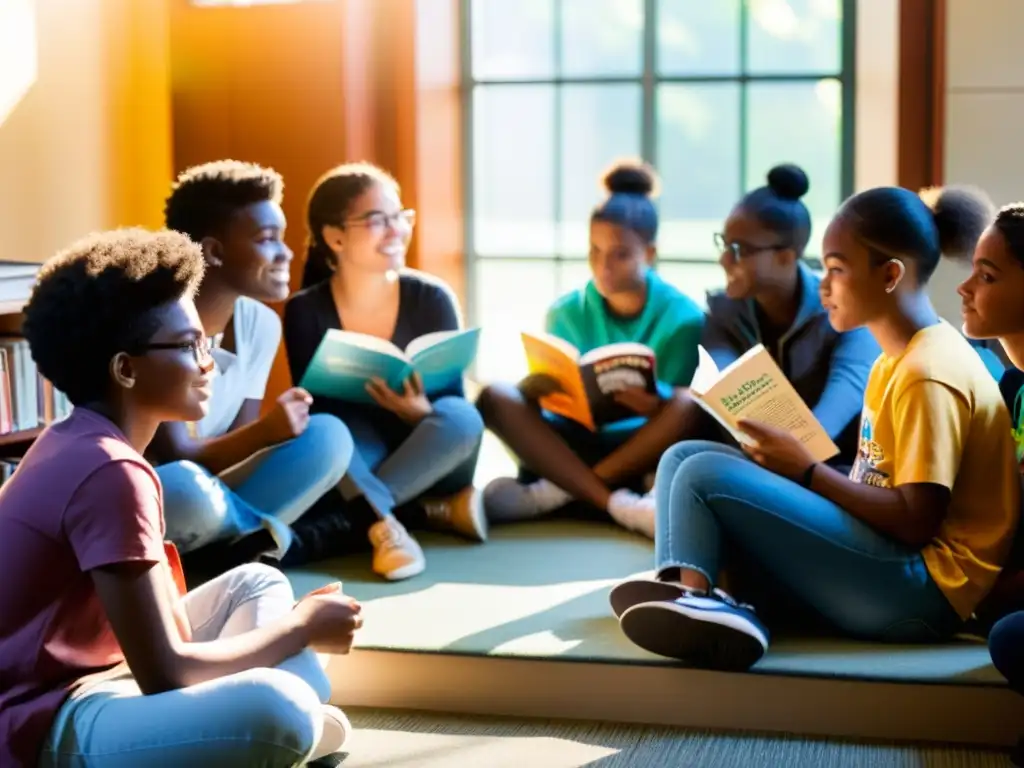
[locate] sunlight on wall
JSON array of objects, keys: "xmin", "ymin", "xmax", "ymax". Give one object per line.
[{"xmin": 0, "ymin": 0, "xmax": 38, "ymax": 126}]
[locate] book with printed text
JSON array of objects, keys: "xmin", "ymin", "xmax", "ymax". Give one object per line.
[
  {"xmin": 300, "ymin": 328, "xmax": 481, "ymax": 405},
  {"xmin": 521, "ymin": 331, "xmax": 657, "ymax": 431},
  {"xmin": 689, "ymin": 344, "xmax": 839, "ymax": 463}
]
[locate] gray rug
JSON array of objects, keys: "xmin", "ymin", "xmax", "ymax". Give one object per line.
[
  {"xmin": 286, "ymin": 519, "xmax": 1003, "ymax": 685},
  {"xmin": 336, "ymin": 708, "xmax": 1014, "ymax": 767}
]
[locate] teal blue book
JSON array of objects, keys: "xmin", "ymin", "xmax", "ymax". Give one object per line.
[{"xmin": 299, "ymin": 328, "xmax": 481, "ymax": 404}]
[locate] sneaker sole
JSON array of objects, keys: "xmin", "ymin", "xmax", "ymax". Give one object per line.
[
  {"xmin": 609, "ymin": 579, "xmax": 685, "ymax": 619},
  {"xmin": 619, "ymin": 601, "xmax": 766, "ymax": 671},
  {"xmin": 310, "ymin": 705, "xmax": 352, "ymax": 760},
  {"xmin": 467, "ymin": 489, "xmax": 489, "ymax": 543},
  {"xmin": 380, "ymin": 559, "xmax": 426, "ymax": 581}
]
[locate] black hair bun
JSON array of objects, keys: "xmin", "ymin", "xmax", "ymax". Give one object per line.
[
  {"xmin": 767, "ymin": 164, "xmax": 810, "ymax": 201},
  {"xmin": 602, "ymin": 159, "xmax": 661, "ymax": 198}
]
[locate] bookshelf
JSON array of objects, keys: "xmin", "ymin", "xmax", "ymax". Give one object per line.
[{"xmin": 0, "ymin": 264, "xmax": 67, "ymax": 472}]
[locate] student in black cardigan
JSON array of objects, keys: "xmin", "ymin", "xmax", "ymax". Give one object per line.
[{"xmin": 284, "ymin": 163, "xmax": 485, "ymax": 581}]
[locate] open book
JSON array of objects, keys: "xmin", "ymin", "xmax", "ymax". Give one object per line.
[
  {"xmin": 521, "ymin": 331, "xmax": 657, "ymax": 431},
  {"xmin": 299, "ymin": 328, "xmax": 481, "ymax": 404},
  {"xmin": 690, "ymin": 344, "xmax": 839, "ymax": 463}
]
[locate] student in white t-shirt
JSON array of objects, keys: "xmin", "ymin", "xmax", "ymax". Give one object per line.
[{"xmin": 149, "ymin": 161, "xmax": 355, "ymax": 578}]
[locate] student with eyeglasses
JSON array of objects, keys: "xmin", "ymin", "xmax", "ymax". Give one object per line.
[
  {"xmin": 0, "ymin": 229, "xmax": 360, "ymax": 766},
  {"xmin": 612, "ymin": 184, "xmax": 1019, "ymax": 674},
  {"xmin": 150, "ymin": 161, "xmax": 355, "ymax": 582},
  {"xmin": 694, "ymin": 164, "xmax": 880, "ymax": 468},
  {"xmin": 283, "ymin": 163, "xmax": 486, "ymax": 581}
]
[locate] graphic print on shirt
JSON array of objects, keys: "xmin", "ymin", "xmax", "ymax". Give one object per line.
[
  {"xmin": 849, "ymin": 410, "xmax": 891, "ymax": 487},
  {"xmin": 1011, "ymin": 386, "xmax": 1024, "ymax": 474}
]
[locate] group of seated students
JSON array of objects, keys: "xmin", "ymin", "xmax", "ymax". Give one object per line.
[{"xmin": 2, "ymin": 151, "xmax": 1024, "ymax": 766}]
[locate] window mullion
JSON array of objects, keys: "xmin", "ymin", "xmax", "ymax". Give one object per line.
[{"xmin": 641, "ymin": 0, "xmax": 656, "ymax": 168}]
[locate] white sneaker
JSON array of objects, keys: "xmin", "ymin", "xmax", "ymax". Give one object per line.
[
  {"xmin": 483, "ymin": 477, "xmax": 573, "ymax": 522},
  {"xmin": 310, "ymin": 704, "xmax": 352, "ymax": 761},
  {"xmin": 607, "ymin": 489, "xmax": 655, "ymax": 539},
  {"xmin": 369, "ymin": 516, "xmax": 426, "ymax": 581}
]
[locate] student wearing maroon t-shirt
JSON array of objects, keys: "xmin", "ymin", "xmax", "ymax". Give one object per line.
[{"xmin": 0, "ymin": 229, "xmax": 362, "ymax": 767}]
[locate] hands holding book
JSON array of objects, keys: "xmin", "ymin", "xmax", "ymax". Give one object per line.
[
  {"xmin": 613, "ymin": 388, "xmax": 663, "ymax": 418},
  {"xmin": 518, "ymin": 372, "xmax": 661, "ymax": 418},
  {"xmin": 518, "ymin": 373, "xmax": 564, "ymax": 402},
  {"xmin": 737, "ymin": 418, "xmax": 816, "ymax": 482},
  {"xmin": 366, "ymin": 372, "xmax": 433, "ymax": 425}
]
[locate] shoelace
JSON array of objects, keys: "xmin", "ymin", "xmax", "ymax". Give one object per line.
[
  {"xmin": 370, "ymin": 519, "xmax": 406, "ymax": 549},
  {"xmin": 711, "ymin": 587, "xmax": 756, "ymax": 613},
  {"xmin": 422, "ymin": 499, "xmax": 450, "ymax": 523}
]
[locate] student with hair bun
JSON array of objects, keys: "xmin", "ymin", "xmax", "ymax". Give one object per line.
[
  {"xmin": 477, "ymin": 159, "xmax": 705, "ymax": 537},
  {"xmin": 701, "ymin": 164, "xmax": 879, "ymax": 464},
  {"xmin": 612, "ymin": 183, "xmax": 1018, "ymax": 673}
]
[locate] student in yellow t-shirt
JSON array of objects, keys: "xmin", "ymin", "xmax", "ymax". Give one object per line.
[{"xmin": 611, "ymin": 185, "xmax": 1019, "ymax": 672}]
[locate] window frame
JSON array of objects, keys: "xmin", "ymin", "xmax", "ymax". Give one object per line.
[{"xmin": 460, "ymin": 0, "xmax": 857, "ymax": 326}]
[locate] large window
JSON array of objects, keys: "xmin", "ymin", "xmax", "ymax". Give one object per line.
[{"xmin": 463, "ymin": 0, "xmax": 854, "ymax": 383}]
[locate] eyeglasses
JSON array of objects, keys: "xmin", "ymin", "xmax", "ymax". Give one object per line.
[
  {"xmin": 346, "ymin": 209, "xmax": 417, "ymax": 231},
  {"xmin": 714, "ymin": 232, "xmax": 790, "ymax": 261},
  {"xmin": 140, "ymin": 336, "xmax": 214, "ymax": 365}
]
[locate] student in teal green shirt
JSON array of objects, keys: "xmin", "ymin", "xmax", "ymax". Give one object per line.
[{"xmin": 477, "ymin": 160, "xmax": 704, "ymax": 537}]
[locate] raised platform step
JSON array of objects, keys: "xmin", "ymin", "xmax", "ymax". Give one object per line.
[{"xmin": 286, "ymin": 521, "xmax": 1024, "ymax": 748}]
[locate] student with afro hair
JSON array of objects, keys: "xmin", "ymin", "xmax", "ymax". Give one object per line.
[
  {"xmin": 152, "ymin": 160, "xmax": 355, "ymax": 578},
  {"xmin": 0, "ymin": 229, "xmax": 360, "ymax": 766}
]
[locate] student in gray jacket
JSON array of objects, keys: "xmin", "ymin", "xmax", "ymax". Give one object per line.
[{"xmin": 696, "ymin": 164, "xmax": 878, "ymax": 467}]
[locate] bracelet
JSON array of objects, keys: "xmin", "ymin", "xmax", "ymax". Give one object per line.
[{"xmin": 799, "ymin": 462, "xmax": 818, "ymax": 488}]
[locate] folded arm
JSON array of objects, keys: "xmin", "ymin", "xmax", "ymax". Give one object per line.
[{"xmin": 92, "ymin": 561, "xmax": 309, "ymax": 694}]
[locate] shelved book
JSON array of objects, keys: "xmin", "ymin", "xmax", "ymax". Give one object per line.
[
  {"xmin": 299, "ymin": 328, "xmax": 481, "ymax": 405},
  {"xmin": 0, "ymin": 339, "xmax": 72, "ymax": 435},
  {"xmin": 520, "ymin": 331, "xmax": 658, "ymax": 432},
  {"xmin": 689, "ymin": 344, "xmax": 839, "ymax": 463},
  {"xmin": 0, "ymin": 458, "xmax": 21, "ymax": 488}
]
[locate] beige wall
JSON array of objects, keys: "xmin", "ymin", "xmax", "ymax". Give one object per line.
[
  {"xmin": 0, "ymin": 0, "xmax": 172, "ymax": 265},
  {"xmin": 854, "ymin": 0, "xmax": 898, "ymax": 192},
  {"xmin": 934, "ymin": 0, "xmax": 1024, "ymax": 323}
]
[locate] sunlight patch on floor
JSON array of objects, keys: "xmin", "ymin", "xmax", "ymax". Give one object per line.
[
  {"xmin": 340, "ymin": 581, "xmax": 618, "ymax": 650},
  {"xmin": 343, "ymin": 730, "xmax": 619, "ymax": 768}
]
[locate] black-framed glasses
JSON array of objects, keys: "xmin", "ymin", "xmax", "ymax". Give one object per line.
[
  {"xmin": 346, "ymin": 209, "xmax": 417, "ymax": 231},
  {"xmin": 140, "ymin": 336, "xmax": 214, "ymax": 365},
  {"xmin": 714, "ymin": 232, "xmax": 790, "ymax": 261}
]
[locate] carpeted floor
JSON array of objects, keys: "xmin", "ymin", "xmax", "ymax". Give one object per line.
[
  {"xmin": 334, "ymin": 708, "xmax": 1015, "ymax": 767},
  {"xmin": 286, "ymin": 519, "xmax": 1003, "ymax": 685}
]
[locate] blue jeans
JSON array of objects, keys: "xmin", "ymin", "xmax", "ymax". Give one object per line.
[
  {"xmin": 342, "ymin": 396, "xmax": 484, "ymax": 516},
  {"xmin": 40, "ymin": 565, "xmax": 329, "ymax": 767},
  {"xmin": 158, "ymin": 414, "xmax": 354, "ymax": 557},
  {"xmin": 655, "ymin": 440, "xmax": 962, "ymax": 641}
]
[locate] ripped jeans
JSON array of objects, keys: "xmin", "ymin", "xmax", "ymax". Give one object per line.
[{"xmin": 654, "ymin": 440, "xmax": 962, "ymax": 642}]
